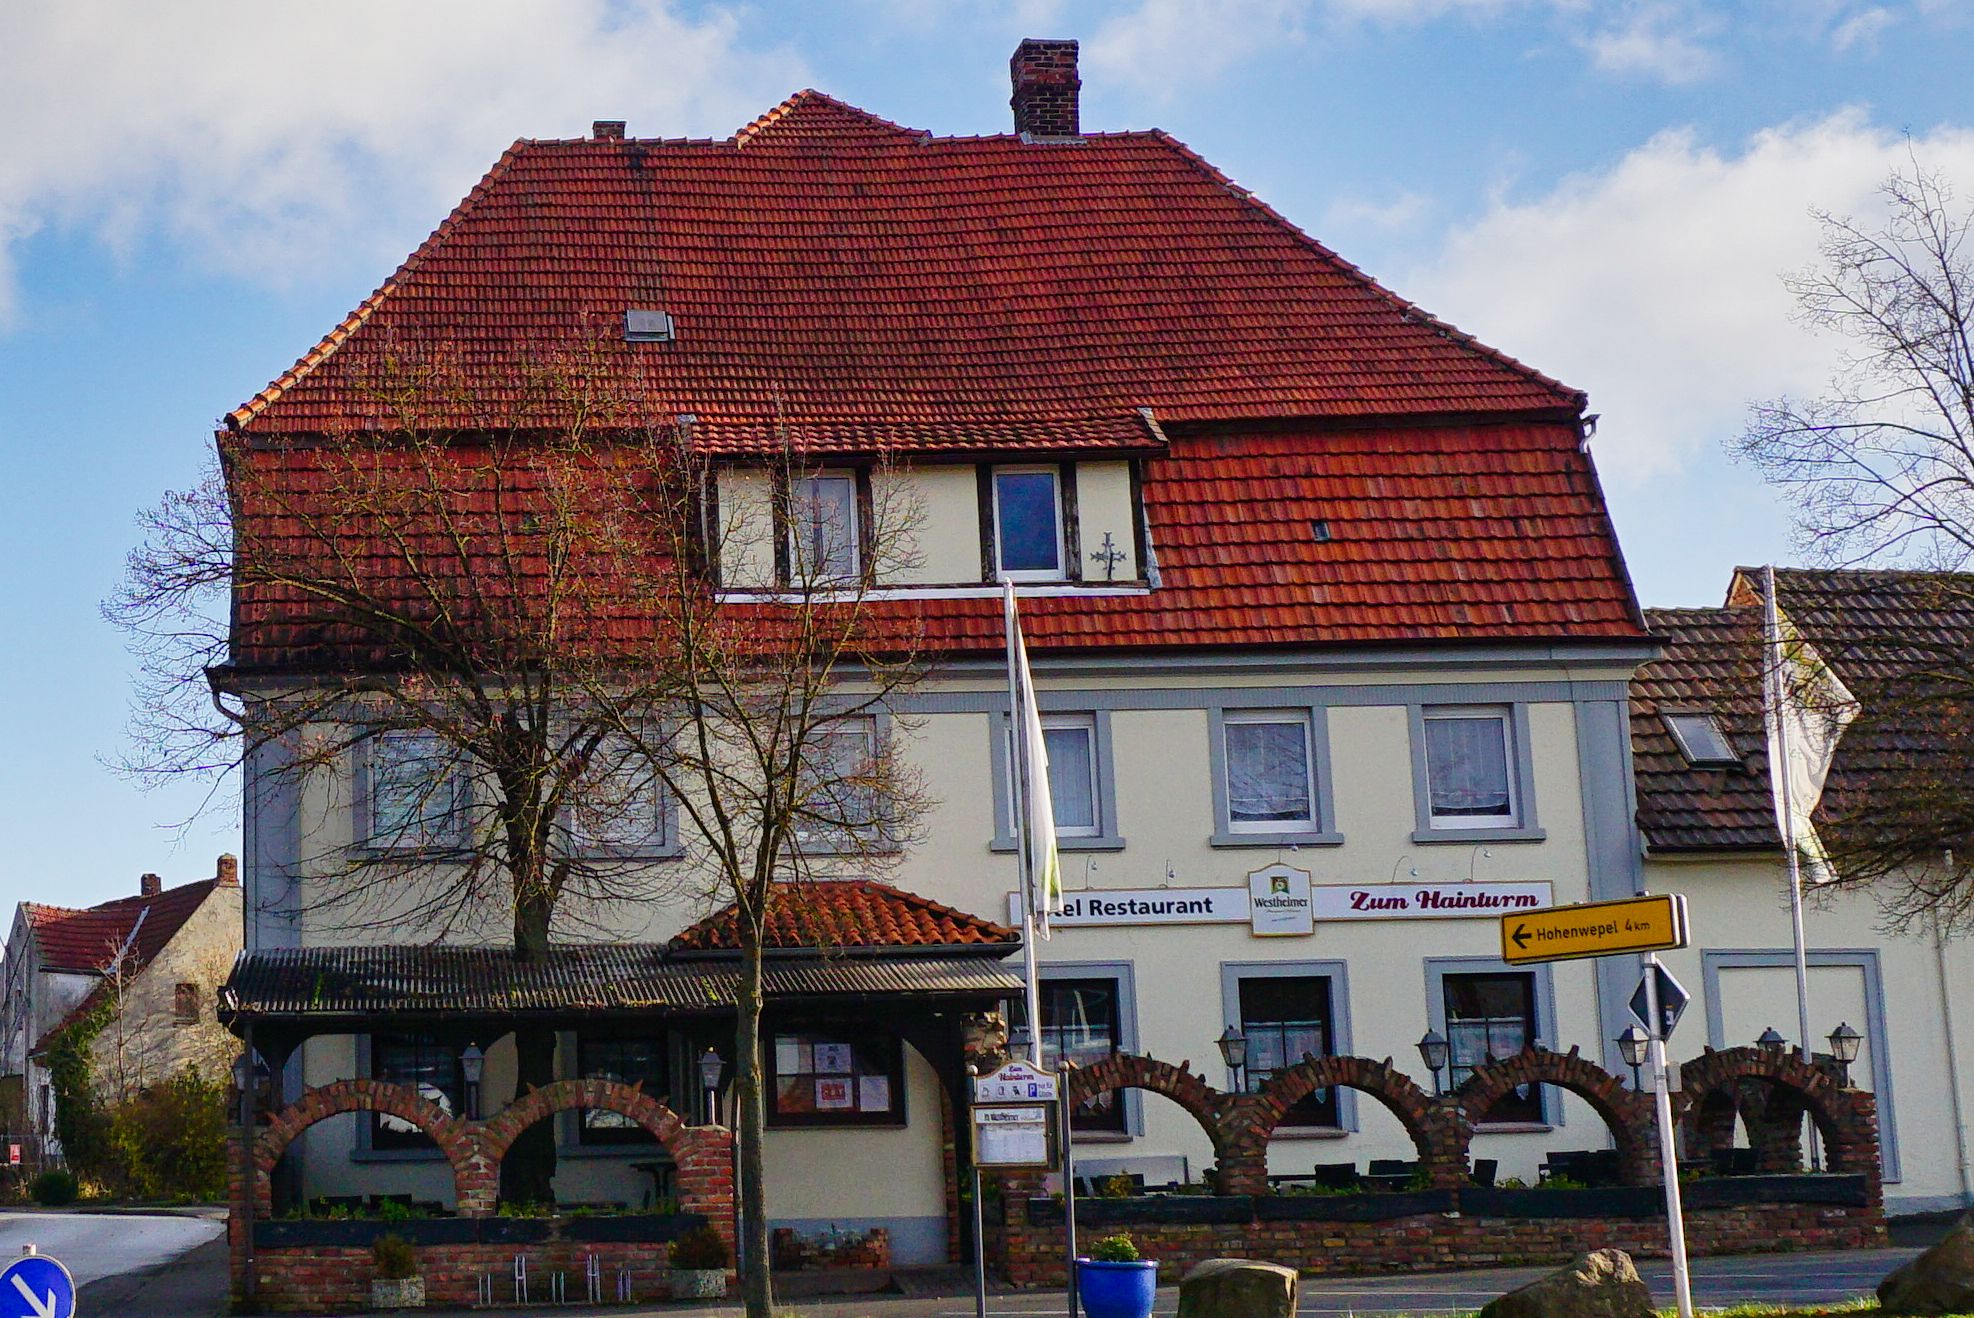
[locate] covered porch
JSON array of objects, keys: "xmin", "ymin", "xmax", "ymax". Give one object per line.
[{"xmin": 219, "ymin": 883, "xmax": 1023, "ymax": 1311}]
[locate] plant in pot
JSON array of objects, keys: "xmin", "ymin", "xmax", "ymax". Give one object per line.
[
  {"xmin": 669, "ymin": 1224, "xmax": 731, "ymax": 1299},
  {"xmin": 1077, "ymin": 1233, "xmax": 1156, "ymax": 1318},
  {"xmin": 369, "ymin": 1233, "xmax": 424, "ymax": 1310}
]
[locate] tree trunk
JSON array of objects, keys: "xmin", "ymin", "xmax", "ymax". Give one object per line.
[
  {"xmin": 736, "ymin": 934, "xmax": 774, "ymax": 1318},
  {"xmin": 502, "ymin": 895, "xmax": 559, "ymax": 1206}
]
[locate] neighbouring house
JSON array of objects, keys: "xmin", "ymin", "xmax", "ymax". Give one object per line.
[
  {"xmin": 211, "ymin": 39, "xmax": 1912, "ymax": 1309},
  {"xmin": 0, "ymin": 858, "xmax": 242, "ymax": 1166},
  {"xmin": 1634, "ymin": 567, "xmax": 1974, "ymax": 1216}
]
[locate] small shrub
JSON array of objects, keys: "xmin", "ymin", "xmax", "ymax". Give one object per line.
[
  {"xmin": 496, "ymin": 1199, "xmax": 554, "ymax": 1217},
  {"xmin": 31, "ymin": 1170, "xmax": 77, "ymax": 1206},
  {"xmin": 372, "ymin": 1233, "xmax": 417, "ymax": 1281},
  {"xmin": 1096, "ymin": 1174, "xmax": 1137, "ymax": 1199},
  {"xmin": 1088, "ymin": 1233, "xmax": 1141, "ymax": 1263},
  {"xmin": 670, "ymin": 1225, "xmax": 731, "ymax": 1270}
]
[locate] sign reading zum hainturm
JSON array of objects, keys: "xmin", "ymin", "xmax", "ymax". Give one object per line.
[
  {"xmin": 1006, "ymin": 876, "xmax": 1553, "ymax": 933},
  {"xmin": 1500, "ymin": 893, "xmax": 1689, "ymax": 966}
]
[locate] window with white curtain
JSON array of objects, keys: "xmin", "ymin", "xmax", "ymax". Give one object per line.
[
  {"xmin": 1224, "ymin": 711, "xmax": 1315, "ymax": 830},
  {"xmin": 795, "ymin": 716, "xmax": 879, "ymax": 847},
  {"xmin": 788, "ymin": 472, "xmax": 860, "ymax": 582},
  {"xmin": 1006, "ymin": 714, "xmax": 1100, "ymax": 836},
  {"xmin": 569, "ymin": 738, "xmax": 672, "ymax": 854},
  {"xmin": 368, "ymin": 731, "xmax": 462, "ymax": 849},
  {"xmin": 1422, "ymin": 708, "xmax": 1516, "ymax": 828}
]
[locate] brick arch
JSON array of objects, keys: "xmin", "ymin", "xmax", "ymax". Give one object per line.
[
  {"xmin": 1676, "ymin": 1046, "xmax": 1879, "ymax": 1176},
  {"xmin": 1064, "ymin": 1054, "xmax": 1263, "ymax": 1189},
  {"xmin": 472, "ymin": 1079, "xmax": 733, "ymax": 1228},
  {"xmin": 479, "ymin": 1078, "xmax": 687, "ymax": 1164},
  {"xmin": 1250, "ymin": 1055, "xmax": 1471, "ymax": 1188},
  {"xmin": 1454, "ymin": 1046, "xmax": 1659, "ymax": 1184},
  {"xmin": 253, "ymin": 1078, "xmax": 472, "ymax": 1213}
]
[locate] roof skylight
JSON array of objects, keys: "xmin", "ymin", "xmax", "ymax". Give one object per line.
[{"xmin": 1664, "ymin": 712, "xmax": 1739, "ymax": 767}]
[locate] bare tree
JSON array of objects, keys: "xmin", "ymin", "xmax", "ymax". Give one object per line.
[
  {"xmin": 591, "ymin": 433, "xmax": 935, "ymax": 1318},
  {"xmin": 111, "ymin": 334, "xmax": 942, "ymax": 1291},
  {"xmin": 111, "ymin": 337, "xmax": 702, "ymax": 1200},
  {"xmin": 1737, "ymin": 162, "xmax": 1974, "ymax": 568},
  {"xmin": 1736, "ymin": 162, "xmax": 1974, "ymax": 930}
]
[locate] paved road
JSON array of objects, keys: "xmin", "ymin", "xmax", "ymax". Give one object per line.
[
  {"xmin": 426, "ymin": 1247, "xmax": 1914, "ymax": 1318},
  {"xmin": 0, "ymin": 1209, "xmax": 226, "ymax": 1317}
]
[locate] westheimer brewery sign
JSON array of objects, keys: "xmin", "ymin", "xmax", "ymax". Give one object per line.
[{"xmin": 1007, "ymin": 866, "xmax": 1553, "ymax": 934}]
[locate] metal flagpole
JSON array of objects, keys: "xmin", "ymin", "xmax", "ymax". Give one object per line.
[
  {"xmin": 1058, "ymin": 1059, "xmax": 1078, "ymax": 1318},
  {"xmin": 1004, "ymin": 581, "xmax": 1046, "ymax": 1067},
  {"xmin": 1764, "ymin": 567, "xmax": 1819, "ymax": 1166},
  {"xmin": 1646, "ymin": 952, "xmax": 1694, "ymax": 1318}
]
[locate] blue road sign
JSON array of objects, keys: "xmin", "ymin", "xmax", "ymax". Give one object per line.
[
  {"xmin": 0, "ymin": 1255, "xmax": 76, "ymax": 1318},
  {"xmin": 1629, "ymin": 963, "xmax": 1691, "ymax": 1041}
]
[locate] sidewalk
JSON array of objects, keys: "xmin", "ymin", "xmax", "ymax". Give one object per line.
[{"xmin": 421, "ymin": 1246, "xmax": 1914, "ymax": 1318}]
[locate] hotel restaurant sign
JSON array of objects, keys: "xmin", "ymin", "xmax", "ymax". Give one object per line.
[{"xmin": 1007, "ymin": 865, "xmax": 1553, "ymax": 937}]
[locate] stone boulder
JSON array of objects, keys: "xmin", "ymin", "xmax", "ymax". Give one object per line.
[
  {"xmin": 1175, "ymin": 1258, "xmax": 1297, "ymax": 1318},
  {"xmin": 1476, "ymin": 1250, "xmax": 1653, "ymax": 1318},
  {"xmin": 1880, "ymin": 1218, "xmax": 1974, "ymax": 1314}
]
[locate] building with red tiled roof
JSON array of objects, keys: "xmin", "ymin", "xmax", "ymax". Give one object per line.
[
  {"xmin": 1, "ymin": 860, "xmax": 240, "ymax": 1166},
  {"xmin": 217, "ymin": 42, "xmax": 1693, "ymax": 1285},
  {"xmin": 1628, "ymin": 570, "xmax": 1974, "ymax": 1217}
]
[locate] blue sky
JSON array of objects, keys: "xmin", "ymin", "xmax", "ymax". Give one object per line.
[{"xmin": 3, "ymin": 0, "xmax": 1971, "ymax": 911}]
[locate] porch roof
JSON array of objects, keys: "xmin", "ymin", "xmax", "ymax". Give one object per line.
[{"xmin": 220, "ymin": 943, "xmax": 1022, "ymax": 1029}]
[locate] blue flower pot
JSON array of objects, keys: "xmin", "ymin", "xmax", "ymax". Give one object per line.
[{"xmin": 1076, "ymin": 1258, "xmax": 1157, "ymax": 1318}]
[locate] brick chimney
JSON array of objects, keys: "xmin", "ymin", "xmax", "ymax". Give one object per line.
[
  {"xmin": 1011, "ymin": 38, "xmax": 1080, "ymax": 139},
  {"xmin": 216, "ymin": 854, "xmax": 240, "ymax": 887},
  {"xmin": 592, "ymin": 119, "xmax": 626, "ymax": 140},
  {"xmin": 139, "ymin": 873, "xmax": 162, "ymax": 897}
]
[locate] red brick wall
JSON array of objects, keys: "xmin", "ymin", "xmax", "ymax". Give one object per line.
[
  {"xmin": 249, "ymin": 1239, "xmax": 721, "ymax": 1314},
  {"xmin": 231, "ymin": 1077, "xmax": 735, "ymax": 1310},
  {"xmin": 996, "ymin": 1201, "xmax": 1886, "ymax": 1286}
]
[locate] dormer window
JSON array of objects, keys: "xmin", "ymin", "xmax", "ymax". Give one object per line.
[
  {"xmin": 1664, "ymin": 712, "xmax": 1739, "ymax": 767},
  {"xmin": 788, "ymin": 472, "xmax": 861, "ymax": 582},
  {"xmin": 992, "ymin": 466, "xmax": 1065, "ymax": 581}
]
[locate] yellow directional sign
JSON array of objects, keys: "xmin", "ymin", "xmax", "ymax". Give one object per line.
[{"xmin": 1500, "ymin": 894, "xmax": 1688, "ymax": 966}]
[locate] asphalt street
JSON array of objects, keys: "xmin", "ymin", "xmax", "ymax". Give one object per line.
[
  {"xmin": 0, "ymin": 1208, "xmax": 227, "ymax": 1317},
  {"xmin": 426, "ymin": 1247, "xmax": 1917, "ymax": 1318},
  {"xmin": 0, "ymin": 1209, "xmax": 222, "ymax": 1288}
]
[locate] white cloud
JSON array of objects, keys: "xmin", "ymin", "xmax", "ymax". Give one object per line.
[
  {"xmin": 1406, "ymin": 110, "xmax": 1974, "ymax": 483},
  {"xmin": 0, "ymin": 1, "xmax": 809, "ymax": 328},
  {"xmin": 1322, "ymin": 189, "xmax": 1433, "ymax": 236},
  {"xmin": 1579, "ymin": 4, "xmax": 1722, "ymax": 84},
  {"xmin": 1086, "ymin": 0, "xmax": 1312, "ymax": 94},
  {"xmin": 1830, "ymin": 4, "xmax": 1897, "ymax": 49}
]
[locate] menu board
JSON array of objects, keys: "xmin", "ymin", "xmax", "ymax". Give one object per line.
[{"xmin": 972, "ymin": 1104, "xmax": 1052, "ymax": 1168}]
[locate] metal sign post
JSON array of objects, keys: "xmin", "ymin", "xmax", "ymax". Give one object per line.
[
  {"xmin": 972, "ymin": 1063, "xmax": 1064, "ymax": 1318},
  {"xmin": 972, "ymin": 1165, "xmax": 988, "ymax": 1318},
  {"xmin": 1645, "ymin": 953, "xmax": 1694, "ymax": 1318},
  {"xmin": 1058, "ymin": 1062, "xmax": 1078, "ymax": 1318}
]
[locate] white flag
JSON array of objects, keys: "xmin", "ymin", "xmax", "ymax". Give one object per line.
[
  {"xmin": 1764, "ymin": 587, "xmax": 1859, "ymax": 885},
  {"xmin": 1005, "ymin": 585, "xmax": 1062, "ymax": 937}
]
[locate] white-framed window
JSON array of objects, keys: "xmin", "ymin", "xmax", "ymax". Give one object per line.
[
  {"xmin": 1006, "ymin": 714, "xmax": 1100, "ymax": 838},
  {"xmin": 368, "ymin": 731, "xmax": 462, "ymax": 849},
  {"xmin": 1223, "ymin": 710, "xmax": 1316, "ymax": 832},
  {"xmin": 992, "ymin": 466, "xmax": 1065, "ymax": 580},
  {"xmin": 788, "ymin": 472, "xmax": 861, "ymax": 582},
  {"xmin": 569, "ymin": 740, "xmax": 673, "ymax": 855},
  {"xmin": 1421, "ymin": 707, "xmax": 1518, "ymax": 829},
  {"xmin": 796, "ymin": 715, "xmax": 880, "ymax": 847}
]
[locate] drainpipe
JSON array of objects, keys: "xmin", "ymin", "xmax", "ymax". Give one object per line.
[{"xmin": 1937, "ymin": 852, "xmax": 1972, "ymax": 1206}]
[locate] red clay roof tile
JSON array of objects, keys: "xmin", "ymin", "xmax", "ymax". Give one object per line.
[
  {"xmin": 669, "ymin": 879, "xmax": 1017, "ymax": 953},
  {"xmin": 228, "ymin": 93, "xmax": 1582, "ymax": 441}
]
